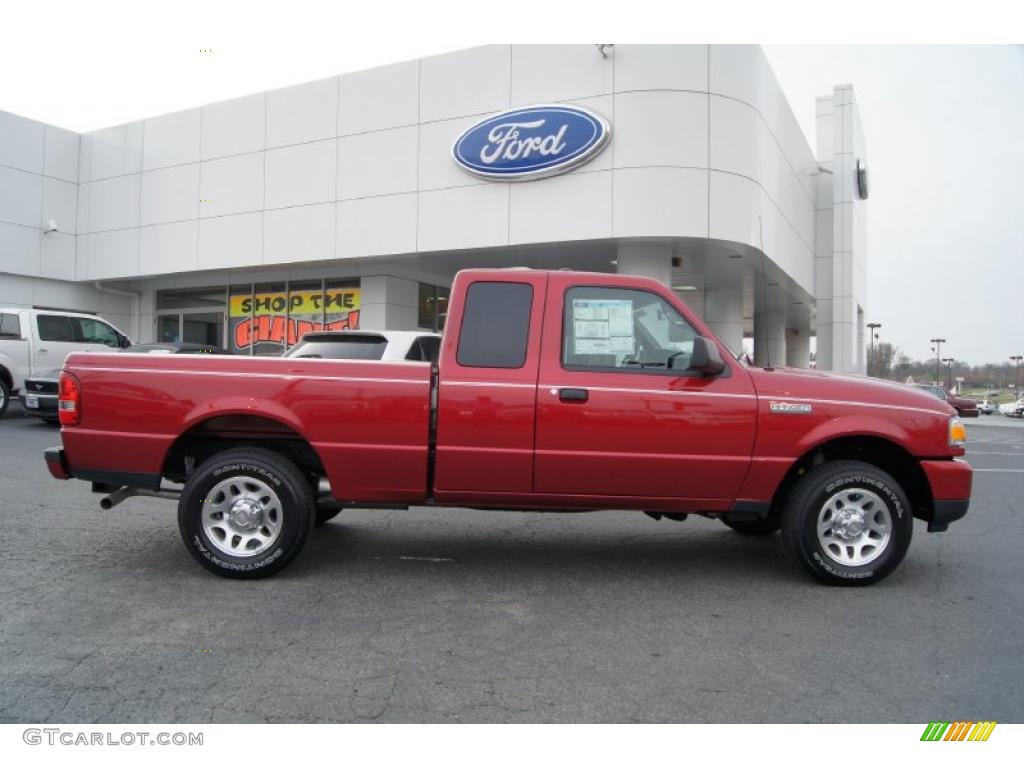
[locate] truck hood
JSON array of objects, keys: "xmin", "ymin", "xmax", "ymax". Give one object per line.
[{"xmin": 744, "ymin": 366, "xmax": 956, "ymax": 417}]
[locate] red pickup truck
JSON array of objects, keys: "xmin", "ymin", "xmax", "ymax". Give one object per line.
[{"xmin": 45, "ymin": 269, "xmax": 972, "ymax": 585}]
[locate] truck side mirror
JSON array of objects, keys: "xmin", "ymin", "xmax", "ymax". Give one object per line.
[
  {"xmin": 690, "ymin": 336, "xmax": 726, "ymax": 377},
  {"xmin": 118, "ymin": 334, "xmax": 132, "ymax": 349}
]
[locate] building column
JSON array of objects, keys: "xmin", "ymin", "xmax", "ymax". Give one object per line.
[
  {"xmin": 754, "ymin": 305, "xmax": 786, "ymax": 368},
  {"xmin": 786, "ymin": 323, "xmax": 811, "ymax": 368},
  {"xmin": 359, "ymin": 276, "xmax": 420, "ymax": 330},
  {"xmin": 616, "ymin": 242, "xmax": 672, "ymax": 286},
  {"xmin": 702, "ymin": 257, "xmax": 743, "ymax": 352}
]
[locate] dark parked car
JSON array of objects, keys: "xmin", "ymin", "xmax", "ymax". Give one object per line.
[
  {"xmin": 912, "ymin": 384, "xmax": 979, "ymax": 418},
  {"xmin": 18, "ymin": 343, "xmax": 229, "ymax": 424},
  {"xmin": 123, "ymin": 342, "xmax": 232, "ymax": 355}
]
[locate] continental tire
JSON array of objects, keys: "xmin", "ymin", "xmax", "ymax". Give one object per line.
[
  {"xmin": 721, "ymin": 517, "xmax": 780, "ymax": 536},
  {"xmin": 178, "ymin": 448, "xmax": 314, "ymax": 579},
  {"xmin": 780, "ymin": 460, "xmax": 912, "ymax": 586}
]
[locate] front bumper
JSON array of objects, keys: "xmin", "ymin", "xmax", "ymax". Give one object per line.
[{"xmin": 920, "ymin": 458, "xmax": 972, "ymax": 532}]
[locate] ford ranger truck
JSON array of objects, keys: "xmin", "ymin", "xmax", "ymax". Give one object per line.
[{"xmin": 44, "ymin": 269, "xmax": 972, "ymax": 585}]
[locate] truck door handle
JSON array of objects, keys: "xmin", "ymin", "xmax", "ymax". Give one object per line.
[
  {"xmin": 38, "ymin": 348, "xmax": 48, "ymax": 353},
  {"xmin": 559, "ymin": 388, "xmax": 589, "ymax": 403}
]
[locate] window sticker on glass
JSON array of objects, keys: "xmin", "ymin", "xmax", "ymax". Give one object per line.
[{"xmin": 572, "ymin": 299, "xmax": 635, "ymax": 355}]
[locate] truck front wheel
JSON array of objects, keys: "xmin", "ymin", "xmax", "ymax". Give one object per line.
[
  {"xmin": 780, "ymin": 460, "xmax": 912, "ymax": 586},
  {"xmin": 178, "ymin": 448, "xmax": 315, "ymax": 579}
]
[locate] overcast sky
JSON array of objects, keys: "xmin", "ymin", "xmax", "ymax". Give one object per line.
[
  {"xmin": 1, "ymin": 2, "xmax": 1020, "ymax": 364},
  {"xmin": 764, "ymin": 45, "xmax": 1024, "ymax": 365}
]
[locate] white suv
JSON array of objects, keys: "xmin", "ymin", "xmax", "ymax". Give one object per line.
[{"xmin": 0, "ymin": 308, "xmax": 131, "ymax": 416}]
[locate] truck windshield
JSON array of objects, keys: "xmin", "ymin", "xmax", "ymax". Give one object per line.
[{"xmin": 285, "ymin": 336, "xmax": 388, "ymax": 360}]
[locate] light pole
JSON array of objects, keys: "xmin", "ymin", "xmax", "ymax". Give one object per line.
[
  {"xmin": 930, "ymin": 337, "xmax": 946, "ymax": 386},
  {"xmin": 942, "ymin": 357, "xmax": 954, "ymax": 390},
  {"xmin": 867, "ymin": 322, "xmax": 882, "ymax": 376},
  {"xmin": 1012, "ymin": 355, "xmax": 1023, "ymax": 394}
]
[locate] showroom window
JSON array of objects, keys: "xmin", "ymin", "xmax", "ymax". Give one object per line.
[
  {"xmin": 160, "ymin": 278, "xmax": 361, "ymax": 356},
  {"xmin": 418, "ymin": 283, "xmax": 450, "ymax": 332}
]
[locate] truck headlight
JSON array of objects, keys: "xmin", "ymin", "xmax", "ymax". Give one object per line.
[{"xmin": 949, "ymin": 416, "xmax": 966, "ymax": 447}]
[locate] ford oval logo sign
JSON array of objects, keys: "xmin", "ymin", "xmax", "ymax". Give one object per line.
[{"xmin": 452, "ymin": 104, "xmax": 611, "ymax": 181}]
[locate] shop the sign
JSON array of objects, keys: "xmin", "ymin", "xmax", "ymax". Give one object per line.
[
  {"xmin": 452, "ymin": 104, "xmax": 611, "ymax": 181},
  {"xmin": 229, "ymin": 288, "xmax": 360, "ymax": 353}
]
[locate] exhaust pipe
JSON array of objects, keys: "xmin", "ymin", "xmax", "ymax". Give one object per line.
[{"xmin": 100, "ymin": 486, "xmax": 181, "ymax": 510}]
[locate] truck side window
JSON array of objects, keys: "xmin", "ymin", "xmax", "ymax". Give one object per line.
[
  {"xmin": 37, "ymin": 315, "xmax": 75, "ymax": 342},
  {"xmin": 562, "ymin": 286, "xmax": 699, "ymax": 373},
  {"xmin": 456, "ymin": 282, "xmax": 532, "ymax": 369},
  {"xmin": 407, "ymin": 336, "xmax": 441, "ymax": 364},
  {"xmin": 73, "ymin": 317, "xmax": 121, "ymax": 347},
  {"xmin": 0, "ymin": 313, "xmax": 20, "ymax": 339}
]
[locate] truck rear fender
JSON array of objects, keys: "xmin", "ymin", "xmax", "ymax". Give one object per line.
[{"xmin": 163, "ymin": 399, "xmax": 325, "ymax": 485}]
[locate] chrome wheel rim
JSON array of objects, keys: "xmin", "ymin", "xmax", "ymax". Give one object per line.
[
  {"xmin": 201, "ymin": 476, "xmax": 283, "ymax": 558},
  {"xmin": 817, "ymin": 487, "xmax": 891, "ymax": 567}
]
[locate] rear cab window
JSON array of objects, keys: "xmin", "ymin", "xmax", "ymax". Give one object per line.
[
  {"xmin": 456, "ymin": 282, "xmax": 533, "ymax": 369},
  {"xmin": 0, "ymin": 313, "xmax": 21, "ymax": 339},
  {"xmin": 36, "ymin": 315, "xmax": 76, "ymax": 342}
]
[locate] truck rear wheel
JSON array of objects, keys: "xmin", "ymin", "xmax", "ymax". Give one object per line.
[
  {"xmin": 178, "ymin": 448, "xmax": 314, "ymax": 579},
  {"xmin": 780, "ymin": 460, "xmax": 912, "ymax": 586}
]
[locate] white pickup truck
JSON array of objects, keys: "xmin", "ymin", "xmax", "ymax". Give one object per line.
[{"xmin": 0, "ymin": 308, "xmax": 131, "ymax": 416}]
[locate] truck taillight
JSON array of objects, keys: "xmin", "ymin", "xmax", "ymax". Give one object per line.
[{"xmin": 58, "ymin": 372, "xmax": 81, "ymax": 426}]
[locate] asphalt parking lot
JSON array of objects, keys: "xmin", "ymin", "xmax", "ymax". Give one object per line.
[{"xmin": 1, "ymin": 403, "xmax": 1022, "ymax": 723}]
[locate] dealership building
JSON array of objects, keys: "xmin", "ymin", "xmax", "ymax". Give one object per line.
[{"xmin": 0, "ymin": 44, "xmax": 868, "ymax": 370}]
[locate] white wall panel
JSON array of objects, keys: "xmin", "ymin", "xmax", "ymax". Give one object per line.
[
  {"xmin": 140, "ymin": 220, "xmax": 198, "ymax": 276},
  {"xmin": 141, "ymin": 164, "xmax": 200, "ymax": 225},
  {"xmin": 418, "ymin": 184, "xmax": 509, "ymax": 252},
  {"xmin": 0, "ymin": 111, "xmax": 45, "ymax": 173},
  {"xmin": 510, "ymin": 45, "xmax": 612, "ymax": 105},
  {"xmin": 339, "ymin": 60, "xmax": 419, "ymax": 136},
  {"xmin": 613, "ymin": 167, "xmax": 709, "ymax": 238},
  {"xmin": 509, "ymin": 170, "xmax": 611, "ymax": 244},
  {"xmin": 613, "ymin": 91, "xmax": 708, "ymax": 169},
  {"xmin": 90, "ymin": 122, "xmax": 143, "ymax": 179},
  {"xmin": 44, "ymin": 125, "xmax": 80, "ymax": 182},
  {"xmin": 0, "ymin": 221, "xmax": 40, "ymax": 275},
  {"xmin": 337, "ymin": 193, "xmax": 416, "ymax": 258},
  {"xmin": 86, "ymin": 229, "xmax": 139, "ymax": 279},
  {"xmin": 420, "ymin": 45, "xmax": 511, "ymax": 123},
  {"xmin": 40, "ymin": 231, "xmax": 75, "ymax": 280},
  {"xmin": 201, "ymin": 93, "xmax": 266, "ymax": 160},
  {"xmin": 199, "ymin": 153, "xmax": 264, "ymax": 218},
  {"xmin": 42, "ymin": 177, "xmax": 77, "ymax": 234},
  {"xmin": 614, "ymin": 45, "xmax": 708, "ymax": 93},
  {"xmin": 267, "ymin": 77, "xmax": 338, "ymax": 148},
  {"xmin": 263, "ymin": 202, "xmax": 334, "ymax": 264},
  {"xmin": 143, "ymin": 108, "xmax": 202, "ymax": 170},
  {"xmin": 197, "ymin": 212, "xmax": 262, "ymax": 270},
  {"xmin": 265, "ymin": 139, "xmax": 336, "ymax": 209},
  {"xmin": 338, "ymin": 127, "xmax": 417, "ymax": 200},
  {"xmin": 88, "ymin": 174, "xmax": 140, "ymax": 232},
  {"xmin": 0, "ymin": 165, "xmax": 42, "ymax": 227}
]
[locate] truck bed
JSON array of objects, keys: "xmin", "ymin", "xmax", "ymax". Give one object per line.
[{"xmin": 60, "ymin": 352, "xmax": 433, "ymax": 502}]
